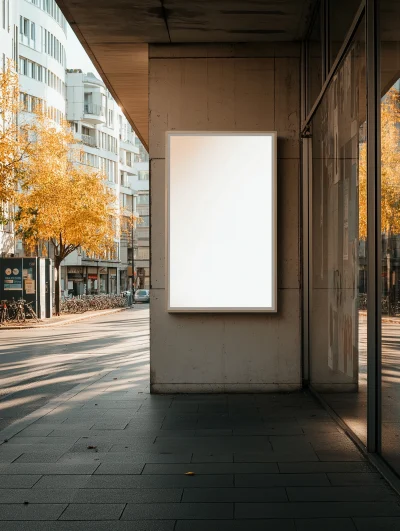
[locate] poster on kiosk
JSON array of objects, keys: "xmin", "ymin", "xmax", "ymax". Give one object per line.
[{"xmin": 0, "ymin": 258, "xmax": 53, "ymax": 319}]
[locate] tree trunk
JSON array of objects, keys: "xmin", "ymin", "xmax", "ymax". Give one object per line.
[{"xmin": 54, "ymin": 256, "xmax": 61, "ymax": 316}]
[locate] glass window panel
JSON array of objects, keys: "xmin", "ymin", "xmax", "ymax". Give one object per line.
[
  {"xmin": 310, "ymin": 20, "xmax": 367, "ymax": 444},
  {"xmin": 329, "ymin": 0, "xmax": 362, "ymax": 68},
  {"xmin": 307, "ymin": 3, "xmax": 323, "ymax": 112},
  {"xmin": 380, "ymin": 0, "xmax": 400, "ymax": 475}
]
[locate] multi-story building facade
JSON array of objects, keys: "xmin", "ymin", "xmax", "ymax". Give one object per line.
[
  {"xmin": 62, "ymin": 69, "xmax": 142, "ymax": 295},
  {"xmin": 130, "ymin": 142, "xmax": 150, "ymax": 290},
  {"xmin": 0, "ymin": 1, "xmax": 150, "ymax": 295}
]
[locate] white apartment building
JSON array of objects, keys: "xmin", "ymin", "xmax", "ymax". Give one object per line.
[
  {"xmin": 62, "ymin": 69, "xmax": 143, "ymax": 295},
  {"xmin": 0, "ymin": 0, "xmax": 150, "ymax": 295}
]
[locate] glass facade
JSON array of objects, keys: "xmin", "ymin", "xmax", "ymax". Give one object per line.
[{"xmin": 305, "ymin": 0, "xmax": 400, "ymax": 476}]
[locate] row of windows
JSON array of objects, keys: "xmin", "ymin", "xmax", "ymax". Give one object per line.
[
  {"xmin": 27, "ymin": 0, "xmax": 67, "ymax": 33},
  {"xmin": 80, "ymin": 152, "xmax": 118, "ymax": 184},
  {"xmin": 19, "ymin": 56, "xmax": 66, "ymax": 97},
  {"xmin": 42, "ymin": 27, "xmax": 66, "ymax": 66},
  {"xmin": 99, "ymin": 157, "xmax": 117, "ymax": 182},
  {"xmin": 19, "ymin": 18, "xmax": 66, "ymax": 66},
  {"xmin": 99, "ymin": 131, "xmax": 118, "ymax": 154},
  {"xmin": 20, "ymin": 92, "xmax": 65, "ymax": 124}
]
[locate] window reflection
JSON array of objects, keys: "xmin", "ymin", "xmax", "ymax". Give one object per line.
[{"xmin": 310, "ymin": 20, "xmax": 367, "ymax": 444}]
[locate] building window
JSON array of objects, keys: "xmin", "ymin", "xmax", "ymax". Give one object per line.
[
  {"xmin": 138, "ymin": 171, "xmax": 149, "ymax": 181},
  {"xmin": 137, "ymin": 194, "xmax": 149, "ymax": 205}
]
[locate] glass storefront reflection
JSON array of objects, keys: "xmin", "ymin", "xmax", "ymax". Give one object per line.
[{"xmin": 310, "ymin": 20, "xmax": 367, "ymax": 444}]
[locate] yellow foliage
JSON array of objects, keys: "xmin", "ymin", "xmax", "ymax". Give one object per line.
[
  {"xmin": 16, "ymin": 115, "xmax": 118, "ymax": 267},
  {"xmin": 359, "ymin": 87, "xmax": 400, "ymax": 239},
  {"xmin": 0, "ymin": 60, "xmax": 32, "ymax": 202}
]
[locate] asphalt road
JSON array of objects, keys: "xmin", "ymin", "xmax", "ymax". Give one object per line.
[{"xmin": 0, "ymin": 305, "xmax": 149, "ymax": 431}]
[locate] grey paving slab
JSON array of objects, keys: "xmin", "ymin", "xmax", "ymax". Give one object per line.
[
  {"xmin": 121, "ymin": 502, "xmax": 233, "ymax": 520},
  {"xmin": 16, "ymin": 427, "xmax": 55, "ymax": 437},
  {"xmin": 294, "ymin": 518, "xmax": 357, "ymax": 530},
  {"xmin": 175, "ymin": 520, "xmax": 296, "ymax": 531},
  {"xmin": 353, "ymin": 517, "xmax": 400, "ymax": 530},
  {"xmin": 0, "ymin": 475, "xmax": 41, "ymax": 488},
  {"xmin": 57, "ymin": 452, "xmax": 192, "ymax": 464},
  {"xmin": 153, "ymin": 436, "xmax": 273, "ymax": 453},
  {"xmin": 191, "ymin": 453, "xmax": 233, "ymax": 463},
  {"xmin": 287, "ymin": 486, "xmax": 397, "ymax": 502},
  {"xmin": 0, "ymin": 464, "xmax": 99, "ymax": 475},
  {"xmin": 85, "ymin": 474, "xmax": 234, "ymax": 489},
  {"xmin": 235, "ymin": 502, "xmax": 400, "ymax": 519},
  {"xmin": 59, "ymin": 504, "xmax": 125, "ymax": 520},
  {"xmin": 0, "ymin": 522, "xmax": 175, "ymax": 530},
  {"xmin": 13, "ymin": 451, "xmax": 68, "ymax": 463},
  {"xmin": 278, "ymin": 462, "xmax": 374, "ymax": 473},
  {"xmin": 0, "ymin": 504, "xmax": 67, "ymax": 520},
  {"xmin": 5, "ymin": 437, "xmax": 79, "ymax": 447},
  {"xmin": 142, "ymin": 463, "xmax": 279, "ymax": 475},
  {"xmin": 234, "ymin": 451, "xmax": 319, "ymax": 462},
  {"xmin": 315, "ymin": 450, "xmax": 366, "ymax": 461},
  {"xmin": 327, "ymin": 473, "xmax": 386, "ymax": 485},
  {"xmin": 70, "ymin": 488, "xmax": 183, "ymax": 503},
  {"xmin": 0, "ymin": 448, "xmax": 24, "ymax": 463},
  {"xmin": 182, "ymin": 487, "xmax": 288, "ymax": 502},
  {"xmin": 235, "ymin": 473, "xmax": 330, "ymax": 487},
  {"xmin": 0, "ymin": 489, "xmax": 78, "ymax": 504},
  {"xmin": 33, "ymin": 475, "xmax": 92, "ymax": 489},
  {"xmin": 93, "ymin": 464, "xmax": 144, "ymax": 474}
]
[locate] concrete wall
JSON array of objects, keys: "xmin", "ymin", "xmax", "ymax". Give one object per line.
[{"xmin": 149, "ymin": 43, "xmax": 302, "ymax": 393}]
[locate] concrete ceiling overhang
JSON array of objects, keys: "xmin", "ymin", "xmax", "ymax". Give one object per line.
[{"xmin": 57, "ymin": 0, "xmax": 317, "ymax": 150}]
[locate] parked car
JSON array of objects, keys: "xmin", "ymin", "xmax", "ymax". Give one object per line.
[{"xmin": 134, "ymin": 289, "xmax": 150, "ymax": 303}]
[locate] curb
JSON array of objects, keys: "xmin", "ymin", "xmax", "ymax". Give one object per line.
[{"xmin": 0, "ymin": 305, "xmax": 137, "ymax": 330}]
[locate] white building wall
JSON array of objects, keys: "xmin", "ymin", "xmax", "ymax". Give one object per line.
[{"xmin": 0, "ymin": 1, "xmax": 19, "ymax": 257}]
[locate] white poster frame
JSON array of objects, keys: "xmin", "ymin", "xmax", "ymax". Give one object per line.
[{"xmin": 166, "ymin": 131, "xmax": 277, "ymax": 313}]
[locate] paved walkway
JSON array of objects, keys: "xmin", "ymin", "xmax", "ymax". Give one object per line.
[
  {"xmin": 0, "ymin": 305, "xmax": 134, "ymax": 330},
  {"xmin": 0, "ymin": 319, "xmax": 399, "ymax": 529}
]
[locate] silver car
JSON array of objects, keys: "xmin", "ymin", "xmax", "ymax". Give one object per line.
[{"xmin": 134, "ymin": 289, "xmax": 150, "ymax": 303}]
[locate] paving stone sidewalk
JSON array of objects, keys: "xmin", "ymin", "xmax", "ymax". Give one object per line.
[{"xmin": 0, "ymin": 364, "xmax": 399, "ymax": 530}]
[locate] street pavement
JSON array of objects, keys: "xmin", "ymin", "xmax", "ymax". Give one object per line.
[
  {"xmin": 0, "ymin": 305, "xmax": 149, "ymax": 430},
  {"xmin": 0, "ymin": 305, "xmax": 399, "ymax": 530}
]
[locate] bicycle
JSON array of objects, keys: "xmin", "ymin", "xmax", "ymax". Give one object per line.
[{"xmin": 24, "ymin": 301, "xmax": 39, "ymax": 322}]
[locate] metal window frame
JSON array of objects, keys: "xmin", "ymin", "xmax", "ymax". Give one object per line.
[{"xmin": 366, "ymin": 0, "xmax": 381, "ymax": 454}]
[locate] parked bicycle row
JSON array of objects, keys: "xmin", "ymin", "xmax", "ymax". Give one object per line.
[
  {"xmin": 59, "ymin": 293, "xmax": 129, "ymax": 314},
  {"xmin": 0, "ymin": 298, "xmax": 39, "ymax": 325}
]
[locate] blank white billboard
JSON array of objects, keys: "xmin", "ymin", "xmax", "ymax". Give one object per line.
[{"xmin": 166, "ymin": 132, "xmax": 277, "ymax": 312}]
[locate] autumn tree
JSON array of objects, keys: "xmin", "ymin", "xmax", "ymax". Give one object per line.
[
  {"xmin": 0, "ymin": 60, "xmax": 32, "ymax": 206},
  {"xmin": 359, "ymin": 87, "xmax": 400, "ymax": 312},
  {"xmin": 16, "ymin": 114, "xmax": 119, "ymax": 315}
]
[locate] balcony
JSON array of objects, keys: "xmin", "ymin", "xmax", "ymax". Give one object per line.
[
  {"xmin": 81, "ymin": 134, "xmax": 97, "ymax": 148},
  {"xmin": 83, "ymin": 103, "xmax": 106, "ymax": 125}
]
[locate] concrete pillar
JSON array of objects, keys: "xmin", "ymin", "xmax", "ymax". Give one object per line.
[{"xmin": 149, "ymin": 43, "xmax": 302, "ymax": 393}]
